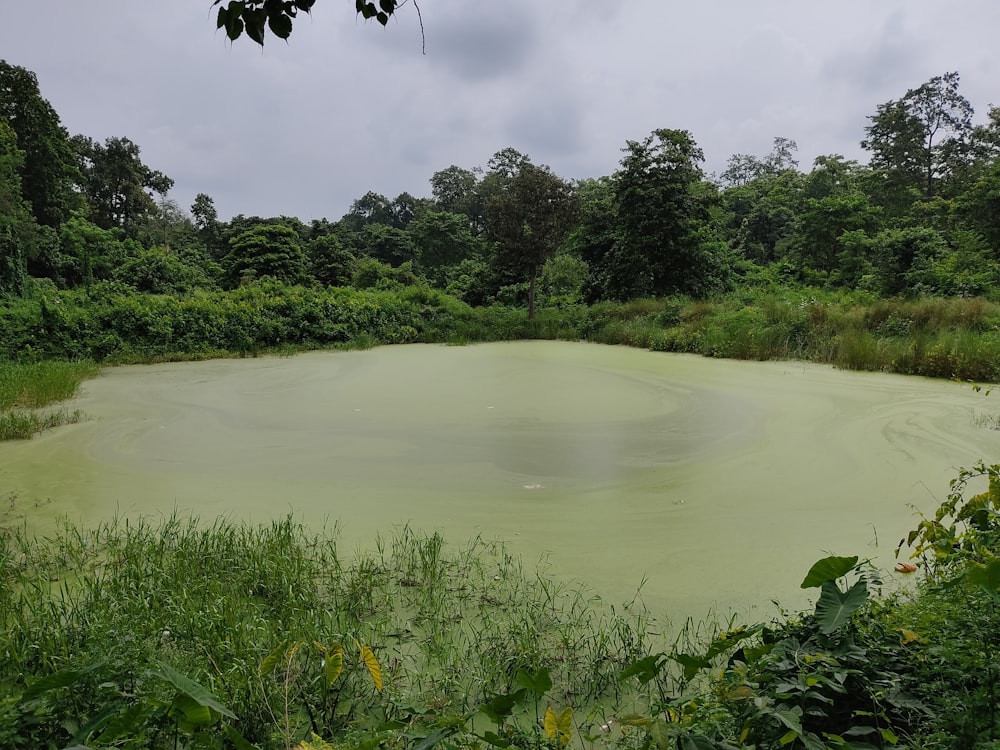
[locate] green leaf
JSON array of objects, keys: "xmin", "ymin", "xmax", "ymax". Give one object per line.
[
  {"xmin": 672, "ymin": 653, "xmax": 710, "ymax": 682},
  {"xmin": 96, "ymin": 703, "xmax": 154, "ymax": 744},
  {"xmin": 150, "ymin": 662, "xmax": 237, "ymax": 720},
  {"xmin": 411, "ymin": 727, "xmax": 456, "ymax": 750},
  {"xmin": 479, "ymin": 690, "xmax": 526, "ymax": 724},
  {"xmin": 171, "ymin": 692, "xmax": 214, "ymax": 726},
  {"xmin": 649, "ymin": 719, "xmax": 674, "ymax": 750},
  {"xmin": 815, "ymin": 579, "xmax": 869, "ymax": 634},
  {"xmin": 681, "ymin": 737, "xmax": 717, "ymax": 750},
  {"xmin": 801, "ymin": 555, "xmax": 859, "ymax": 588},
  {"xmin": 267, "ymin": 12, "xmax": 293, "ymax": 39},
  {"xmin": 620, "ymin": 653, "xmax": 666, "ymax": 684},
  {"xmin": 515, "ymin": 667, "xmax": 552, "ymax": 697},
  {"xmin": 223, "ymin": 724, "xmax": 263, "ymax": 750},
  {"xmin": 21, "ymin": 663, "xmax": 101, "ymax": 702},
  {"xmin": 295, "ymin": 0, "xmax": 316, "ymax": 9},
  {"xmin": 481, "ymin": 731, "xmax": 511, "ymax": 748},
  {"xmin": 965, "ymin": 559, "xmax": 1000, "ymax": 602},
  {"xmin": 260, "ymin": 640, "xmax": 292, "ymax": 677}
]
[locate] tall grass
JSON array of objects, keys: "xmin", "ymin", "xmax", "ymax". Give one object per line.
[
  {"xmin": 0, "ymin": 360, "xmax": 99, "ymax": 440},
  {"xmin": 0, "ymin": 515, "xmax": 676, "ymax": 748}
]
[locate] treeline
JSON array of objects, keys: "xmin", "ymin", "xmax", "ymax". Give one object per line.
[{"xmin": 2, "ymin": 63, "xmax": 999, "ymax": 317}]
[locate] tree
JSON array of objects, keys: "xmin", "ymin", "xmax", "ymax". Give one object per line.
[
  {"xmin": 430, "ymin": 165, "xmax": 479, "ymax": 217},
  {"xmin": 407, "ymin": 209, "xmax": 482, "ymax": 284},
  {"xmin": 0, "ymin": 121, "xmax": 31, "ymax": 295},
  {"xmin": 564, "ymin": 177, "xmax": 617, "ymax": 302},
  {"xmin": 613, "ymin": 128, "xmax": 723, "ymax": 299},
  {"xmin": 306, "ymin": 233, "xmax": 357, "ymax": 287},
  {"xmin": 223, "ymin": 223, "xmax": 306, "ymax": 286},
  {"xmin": 341, "ymin": 191, "xmax": 393, "ymax": 233},
  {"xmin": 486, "ymin": 163, "xmax": 578, "ymax": 319},
  {"xmin": 191, "ymin": 192, "xmax": 226, "ymax": 259},
  {"xmin": 719, "ymin": 137, "xmax": 799, "ymax": 187},
  {"xmin": 861, "ymin": 72, "xmax": 973, "ymax": 200},
  {"xmin": 73, "ymin": 135, "xmax": 174, "ymax": 235},
  {"xmin": 0, "ymin": 60, "xmax": 81, "ymax": 227},
  {"xmin": 357, "ymin": 223, "xmax": 417, "ymax": 267}
]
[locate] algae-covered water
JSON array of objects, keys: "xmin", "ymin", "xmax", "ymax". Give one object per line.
[{"xmin": 3, "ymin": 341, "xmax": 999, "ymax": 621}]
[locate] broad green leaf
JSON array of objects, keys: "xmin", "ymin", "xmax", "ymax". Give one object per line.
[
  {"xmin": 880, "ymin": 727, "xmax": 900, "ymax": 744},
  {"xmin": 815, "ymin": 579, "xmax": 868, "ymax": 634},
  {"xmin": 21, "ymin": 663, "xmax": 100, "ymax": 702},
  {"xmin": 223, "ymin": 724, "xmax": 263, "ymax": 750},
  {"xmin": 95, "ymin": 703, "xmax": 153, "ymax": 743},
  {"xmin": 704, "ymin": 623, "xmax": 763, "ymax": 660},
  {"xmin": 171, "ymin": 692, "xmax": 213, "ymax": 726},
  {"xmin": 515, "ymin": 667, "xmax": 552, "ymax": 697},
  {"xmin": 260, "ymin": 640, "xmax": 294, "ymax": 677},
  {"xmin": 649, "ymin": 719, "xmax": 673, "ymax": 750},
  {"xmin": 681, "ymin": 736, "xmax": 718, "ymax": 750},
  {"xmin": 620, "ymin": 653, "xmax": 665, "ymax": 684},
  {"xmin": 411, "ymin": 727, "xmax": 455, "ymax": 750},
  {"xmin": 801, "ymin": 555, "xmax": 859, "ymax": 588},
  {"xmin": 479, "ymin": 691, "xmax": 525, "ymax": 724},
  {"xmin": 355, "ymin": 640, "xmax": 383, "ymax": 692},
  {"xmin": 150, "ymin": 662, "xmax": 236, "ymax": 719},
  {"xmin": 965, "ymin": 559, "xmax": 1000, "ymax": 602},
  {"xmin": 481, "ymin": 730, "xmax": 511, "ymax": 748},
  {"xmin": 671, "ymin": 653, "xmax": 710, "ymax": 682}
]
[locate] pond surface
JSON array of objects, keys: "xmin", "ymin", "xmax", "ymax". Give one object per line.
[{"xmin": 3, "ymin": 341, "xmax": 999, "ymax": 623}]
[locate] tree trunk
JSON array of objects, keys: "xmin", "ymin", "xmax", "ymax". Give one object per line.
[{"xmin": 528, "ymin": 268, "xmax": 537, "ymax": 320}]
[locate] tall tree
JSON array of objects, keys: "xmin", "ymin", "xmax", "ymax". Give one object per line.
[
  {"xmin": 72, "ymin": 135, "xmax": 174, "ymax": 235},
  {"xmin": 223, "ymin": 223, "xmax": 306, "ymax": 286},
  {"xmin": 486, "ymin": 163, "xmax": 577, "ymax": 319},
  {"xmin": 0, "ymin": 121, "xmax": 31, "ymax": 295},
  {"xmin": 341, "ymin": 191, "xmax": 393, "ymax": 233},
  {"xmin": 613, "ymin": 128, "xmax": 723, "ymax": 299},
  {"xmin": 861, "ymin": 71, "xmax": 973, "ymax": 199},
  {"xmin": 0, "ymin": 60, "xmax": 80, "ymax": 227},
  {"xmin": 430, "ymin": 165, "xmax": 478, "ymax": 214}
]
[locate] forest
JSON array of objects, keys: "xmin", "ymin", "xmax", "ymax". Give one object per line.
[{"xmin": 3, "ymin": 57, "xmax": 1000, "ymax": 749}]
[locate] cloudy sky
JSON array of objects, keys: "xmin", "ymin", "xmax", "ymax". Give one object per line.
[{"xmin": 2, "ymin": 2, "xmax": 998, "ymax": 222}]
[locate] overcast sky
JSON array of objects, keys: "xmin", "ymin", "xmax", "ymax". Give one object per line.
[{"xmin": 2, "ymin": 2, "xmax": 998, "ymax": 222}]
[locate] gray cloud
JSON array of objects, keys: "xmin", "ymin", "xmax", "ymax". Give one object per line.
[{"xmin": 2, "ymin": 1, "xmax": 999, "ymax": 221}]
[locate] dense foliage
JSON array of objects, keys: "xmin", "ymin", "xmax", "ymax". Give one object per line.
[{"xmin": 2, "ymin": 62, "xmax": 999, "ymax": 315}]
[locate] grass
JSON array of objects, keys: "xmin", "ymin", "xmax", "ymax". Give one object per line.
[
  {"xmin": 0, "ymin": 515, "xmax": 687, "ymax": 749},
  {"xmin": 0, "ymin": 360, "xmax": 99, "ymax": 440}
]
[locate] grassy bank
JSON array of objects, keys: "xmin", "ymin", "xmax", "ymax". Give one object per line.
[
  {"xmin": 3, "ymin": 464, "xmax": 1000, "ymax": 749},
  {"xmin": 3, "ymin": 283, "xmax": 999, "ymax": 439},
  {"xmin": 0, "ymin": 360, "xmax": 99, "ymax": 439},
  {"xmin": 0, "ymin": 516, "xmax": 666, "ymax": 749},
  {"xmin": 3, "ymin": 283, "xmax": 999, "ymax": 381}
]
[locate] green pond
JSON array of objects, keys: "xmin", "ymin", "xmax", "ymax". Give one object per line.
[{"xmin": 3, "ymin": 341, "xmax": 999, "ymax": 622}]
